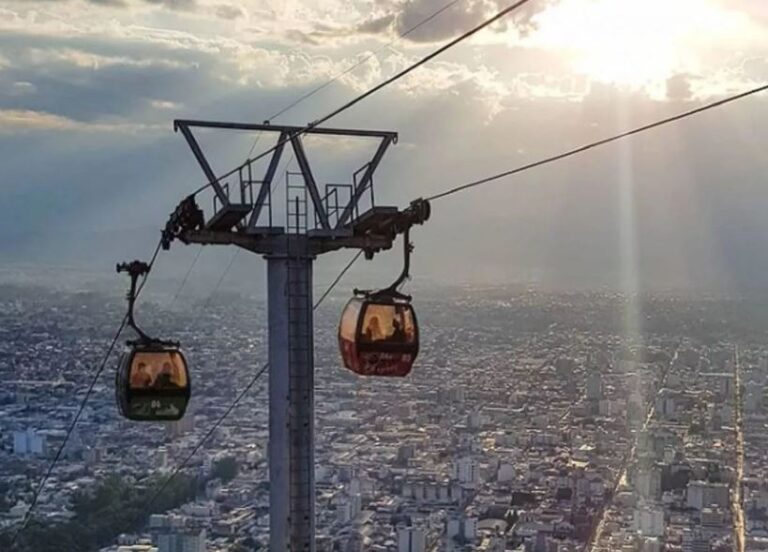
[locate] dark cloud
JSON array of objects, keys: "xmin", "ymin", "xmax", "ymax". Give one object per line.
[
  {"xmin": 391, "ymin": 0, "xmax": 559, "ymax": 43},
  {"xmin": 215, "ymin": 4, "xmax": 244, "ymax": 19},
  {"xmin": 666, "ymin": 74, "xmax": 693, "ymax": 102},
  {"xmin": 0, "ymin": 31, "xmax": 218, "ymax": 123},
  {"xmin": 357, "ymin": 14, "xmax": 396, "ymax": 35},
  {"xmin": 392, "ymin": 0, "xmax": 490, "ymax": 43},
  {"xmin": 143, "ymin": 0, "xmax": 197, "ymax": 10},
  {"xmin": 288, "ymin": 0, "xmax": 559, "ymax": 46},
  {"xmin": 287, "ymin": 21, "xmax": 363, "ymax": 45},
  {"xmin": 283, "ymin": 29, "xmax": 322, "ymax": 46},
  {"xmin": 88, "ymin": 0, "xmax": 129, "ymax": 5}
]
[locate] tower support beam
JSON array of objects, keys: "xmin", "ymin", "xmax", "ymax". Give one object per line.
[{"xmin": 267, "ymin": 247, "xmax": 315, "ymax": 551}]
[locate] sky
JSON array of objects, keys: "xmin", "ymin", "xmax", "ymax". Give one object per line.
[{"xmin": 1, "ymin": 0, "xmax": 768, "ymax": 294}]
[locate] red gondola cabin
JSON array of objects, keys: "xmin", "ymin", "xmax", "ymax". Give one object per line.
[{"xmin": 338, "ymin": 295, "xmax": 419, "ymax": 377}]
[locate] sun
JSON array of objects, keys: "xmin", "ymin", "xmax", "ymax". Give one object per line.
[{"xmin": 527, "ymin": 0, "xmax": 748, "ymax": 93}]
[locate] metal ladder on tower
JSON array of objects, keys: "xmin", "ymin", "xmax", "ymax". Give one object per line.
[
  {"xmin": 286, "ymin": 171, "xmax": 308, "ymax": 235},
  {"xmin": 284, "ymin": 171, "xmax": 314, "ymax": 549},
  {"xmin": 286, "ymin": 258, "xmax": 314, "ymax": 549}
]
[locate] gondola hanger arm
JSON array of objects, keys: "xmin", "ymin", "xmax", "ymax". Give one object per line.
[
  {"xmin": 116, "ymin": 260, "xmax": 178, "ymax": 346},
  {"xmin": 117, "ymin": 261, "xmax": 152, "ymax": 343}
]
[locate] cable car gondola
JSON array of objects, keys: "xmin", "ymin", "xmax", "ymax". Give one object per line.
[
  {"xmin": 339, "ymin": 230, "xmax": 420, "ymax": 377},
  {"xmin": 115, "ymin": 261, "xmax": 190, "ymax": 421}
]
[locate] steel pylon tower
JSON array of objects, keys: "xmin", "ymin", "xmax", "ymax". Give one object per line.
[{"xmin": 162, "ymin": 120, "xmax": 429, "ymax": 550}]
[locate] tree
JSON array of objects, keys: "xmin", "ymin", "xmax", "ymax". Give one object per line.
[
  {"xmin": 212, "ymin": 457, "xmax": 239, "ymax": 483},
  {"xmin": 11, "ymin": 473, "xmax": 199, "ymax": 552},
  {"xmin": 0, "ymin": 480, "xmax": 11, "ymax": 513}
]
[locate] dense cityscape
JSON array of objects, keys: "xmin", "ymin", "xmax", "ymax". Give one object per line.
[{"xmin": 1, "ymin": 280, "xmax": 768, "ymax": 552}]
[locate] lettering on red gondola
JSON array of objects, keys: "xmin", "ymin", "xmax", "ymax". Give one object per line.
[{"xmin": 358, "ymin": 352, "xmax": 414, "ymax": 377}]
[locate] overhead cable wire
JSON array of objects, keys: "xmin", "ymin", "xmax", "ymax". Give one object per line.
[
  {"xmin": 136, "ymin": 240, "xmax": 164, "ymax": 297},
  {"xmin": 11, "ymin": 240, "xmax": 164, "ymax": 547},
  {"xmin": 244, "ymin": 131, "xmax": 263, "ymax": 168},
  {"xmin": 142, "ymin": 248, "xmax": 363, "ymax": 513},
  {"xmin": 426, "ymin": 83, "xmax": 768, "ymax": 202},
  {"xmin": 191, "ymin": 0, "xmax": 537, "ymax": 196},
  {"xmin": 141, "ymin": 361, "xmax": 268, "ymax": 513},
  {"xmin": 168, "ymin": 246, "xmax": 203, "ymax": 309},
  {"xmin": 201, "ymin": 248, "xmax": 240, "ymax": 310},
  {"xmin": 314, "ymin": 250, "xmax": 364, "ymax": 307}
]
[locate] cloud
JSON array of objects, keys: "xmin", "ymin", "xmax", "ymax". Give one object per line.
[
  {"xmin": 718, "ymin": 0, "xmax": 768, "ymax": 23},
  {"xmin": 281, "ymin": 29, "xmax": 321, "ymax": 46},
  {"xmin": 510, "ymin": 72, "xmax": 589, "ymax": 100},
  {"xmin": 666, "ymin": 74, "xmax": 693, "ymax": 102},
  {"xmin": 0, "ymin": 109, "xmax": 76, "ymax": 131},
  {"xmin": 149, "ymin": 99, "xmax": 182, "ymax": 110},
  {"xmin": 0, "ymin": 109, "xmax": 160, "ymax": 132},
  {"xmin": 388, "ymin": 0, "xmax": 558, "ymax": 43},
  {"xmin": 9, "ymin": 0, "xmax": 128, "ymax": 4},
  {"xmin": 4, "ymin": 0, "xmax": 195, "ymax": 8},
  {"xmin": 742, "ymin": 57, "xmax": 768, "ymax": 80},
  {"xmin": 143, "ymin": 0, "xmax": 197, "ymax": 10},
  {"xmin": 0, "ymin": 33, "xmax": 211, "ymax": 122},
  {"xmin": 21, "ymin": 47, "xmax": 192, "ymax": 70},
  {"xmin": 0, "ymin": 80, "xmax": 38, "ymax": 97},
  {"xmin": 287, "ymin": 0, "xmax": 559, "ymax": 46},
  {"xmin": 0, "ymin": 23, "xmax": 506, "ymax": 129},
  {"xmin": 357, "ymin": 14, "xmax": 396, "ymax": 35},
  {"xmin": 215, "ymin": 4, "xmax": 244, "ymax": 19}
]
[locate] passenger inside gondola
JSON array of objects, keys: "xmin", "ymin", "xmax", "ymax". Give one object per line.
[
  {"xmin": 360, "ymin": 305, "xmax": 416, "ymax": 344},
  {"xmin": 391, "ymin": 318, "xmax": 406, "ymax": 343},
  {"xmin": 153, "ymin": 362, "xmax": 180, "ymax": 388},
  {"xmin": 130, "ymin": 362, "xmax": 152, "ymax": 388},
  {"xmin": 364, "ymin": 316, "xmax": 384, "ymax": 342}
]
